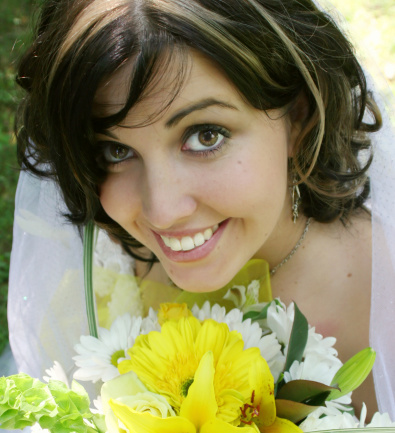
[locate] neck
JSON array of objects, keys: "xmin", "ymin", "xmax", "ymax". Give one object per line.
[{"xmin": 253, "ymin": 213, "xmax": 309, "ymax": 271}]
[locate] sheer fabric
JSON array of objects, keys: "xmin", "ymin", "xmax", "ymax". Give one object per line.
[
  {"xmin": 8, "ymin": 173, "xmax": 88, "ymax": 381},
  {"xmin": 370, "ymin": 87, "xmax": 395, "ymax": 417}
]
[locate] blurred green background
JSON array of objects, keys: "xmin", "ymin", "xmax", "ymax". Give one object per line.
[
  {"xmin": 0, "ymin": 0, "xmax": 394, "ymax": 357},
  {"xmin": 0, "ymin": 0, "xmax": 33, "ymax": 356}
]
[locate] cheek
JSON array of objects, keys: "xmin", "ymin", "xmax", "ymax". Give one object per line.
[
  {"xmin": 99, "ymin": 173, "xmax": 140, "ymax": 225},
  {"xmin": 198, "ymin": 149, "xmax": 288, "ymax": 214}
]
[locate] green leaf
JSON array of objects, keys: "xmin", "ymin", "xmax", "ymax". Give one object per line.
[
  {"xmin": 274, "ymin": 372, "xmax": 284, "ymax": 396},
  {"xmin": 284, "ymin": 303, "xmax": 308, "ymax": 372},
  {"xmin": 243, "ymin": 303, "xmax": 271, "ymax": 321},
  {"xmin": 243, "ymin": 299, "xmax": 283, "ymax": 322},
  {"xmin": 275, "ymin": 399, "xmax": 318, "ymax": 423},
  {"xmin": 276, "ymin": 379, "xmax": 337, "ymax": 404},
  {"xmin": 328, "ymin": 347, "xmax": 376, "ymax": 400}
]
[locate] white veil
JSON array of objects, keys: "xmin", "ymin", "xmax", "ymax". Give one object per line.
[
  {"xmin": 370, "ymin": 87, "xmax": 395, "ymax": 416},
  {"xmin": 8, "ymin": 172, "xmax": 88, "ymax": 382},
  {"xmin": 7, "ymin": 0, "xmax": 395, "ymax": 420}
]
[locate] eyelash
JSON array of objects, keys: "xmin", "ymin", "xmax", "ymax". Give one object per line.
[
  {"xmin": 182, "ymin": 124, "xmax": 231, "ymax": 158},
  {"xmin": 97, "ymin": 123, "xmax": 232, "ymax": 168},
  {"xmin": 96, "ymin": 141, "xmax": 135, "ymax": 169}
]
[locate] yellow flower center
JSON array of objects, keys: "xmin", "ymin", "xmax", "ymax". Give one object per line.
[{"xmin": 155, "ymin": 352, "xmax": 199, "ymax": 408}]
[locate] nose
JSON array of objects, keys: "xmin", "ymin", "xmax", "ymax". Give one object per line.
[{"xmin": 140, "ymin": 158, "xmax": 198, "ymax": 229}]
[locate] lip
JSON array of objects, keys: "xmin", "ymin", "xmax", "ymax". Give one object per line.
[{"xmin": 152, "ymin": 219, "xmax": 230, "ymax": 263}]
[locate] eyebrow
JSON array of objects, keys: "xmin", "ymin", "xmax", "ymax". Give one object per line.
[{"xmin": 165, "ymin": 98, "xmax": 238, "ymax": 128}]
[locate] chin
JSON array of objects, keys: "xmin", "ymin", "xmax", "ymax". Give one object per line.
[
  {"xmin": 177, "ymin": 281, "xmax": 224, "ymax": 293},
  {"xmin": 165, "ymin": 264, "xmax": 238, "ymax": 294}
]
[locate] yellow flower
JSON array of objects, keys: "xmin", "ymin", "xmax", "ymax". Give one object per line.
[
  {"xmin": 111, "ymin": 351, "xmax": 257, "ymax": 432},
  {"xmin": 118, "ymin": 316, "xmax": 302, "ymax": 433},
  {"xmin": 157, "ymin": 303, "xmax": 192, "ymax": 326}
]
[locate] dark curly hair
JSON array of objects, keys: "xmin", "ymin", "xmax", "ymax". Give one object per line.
[{"xmin": 15, "ymin": 0, "xmax": 381, "ymax": 261}]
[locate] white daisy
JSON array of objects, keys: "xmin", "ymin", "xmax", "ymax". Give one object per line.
[
  {"xmin": 367, "ymin": 410, "xmax": 395, "ymax": 427},
  {"xmin": 302, "ymin": 402, "xmax": 395, "ymax": 432},
  {"xmin": 94, "ymin": 229, "xmax": 135, "ymax": 275},
  {"xmin": 299, "ymin": 405, "xmax": 357, "ymax": 431},
  {"xmin": 284, "ymin": 353, "xmax": 352, "ymax": 411},
  {"xmin": 43, "ymin": 361, "xmax": 70, "ymax": 387},
  {"xmin": 93, "ymin": 396, "xmax": 104, "ymax": 414},
  {"xmin": 73, "ymin": 314, "xmax": 143, "ymax": 383},
  {"xmin": 191, "ymin": 302, "xmax": 285, "ymax": 380},
  {"xmin": 141, "ymin": 307, "xmax": 161, "ymax": 333},
  {"xmin": 284, "ymin": 353, "xmax": 342, "ymax": 384},
  {"xmin": 266, "ymin": 300, "xmax": 293, "ymax": 345},
  {"xmin": 305, "ymin": 327, "xmax": 338, "ymax": 358},
  {"xmin": 359, "ymin": 402, "xmax": 395, "ymax": 427},
  {"xmin": 266, "ymin": 301, "xmax": 340, "ymax": 359},
  {"xmin": 191, "ymin": 301, "xmax": 229, "ymax": 322}
]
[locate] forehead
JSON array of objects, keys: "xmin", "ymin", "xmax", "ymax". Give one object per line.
[{"xmin": 93, "ymin": 50, "xmax": 247, "ymax": 125}]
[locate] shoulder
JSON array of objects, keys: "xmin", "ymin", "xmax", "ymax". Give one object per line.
[
  {"xmin": 271, "ymin": 212, "xmax": 376, "ymax": 415},
  {"xmin": 278, "ymin": 211, "xmax": 372, "ymax": 294},
  {"xmin": 302, "ymin": 211, "xmax": 372, "ymax": 317},
  {"xmin": 314, "ymin": 210, "xmax": 371, "ymax": 276},
  {"xmin": 272, "ymin": 211, "xmax": 372, "ymax": 348}
]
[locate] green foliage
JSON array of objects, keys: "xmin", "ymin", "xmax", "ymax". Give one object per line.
[
  {"xmin": 329, "ymin": 347, "xmax": 376, "ymax": 401},
  {"xmin": 0, "ymin": 374, "xmax": 100, "ymax": 433},
  {"xmin": 330, "ymin": 0, "xmax": 395, "ymax": 97},
  {"xmin": 284, "ymin": 303, "xmax": 308, "ymax": 372},
  {"xmin": 0, "ymin": 0, "xmax": 33, "ymax": 356}
]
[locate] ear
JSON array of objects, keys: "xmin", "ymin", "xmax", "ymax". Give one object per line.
[{"xmin": 287, "ymin": 92, "xmax": 309, "ymax": 157}]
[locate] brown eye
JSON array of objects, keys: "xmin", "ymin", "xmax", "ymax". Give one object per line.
[
  {"xmin": 109, "ymin": 144, "xmax": 130, "ymax": 159},
  {"xmin": 102, "ymin": 142, "xmax": 135, "ymax": 163},
  {"xmin": 198, "ymin": 130, "xmax": 219, "ymax": 147},
  {"xmin": 183, "ymin": 125, "xmax": 230, "ymax": 154}
]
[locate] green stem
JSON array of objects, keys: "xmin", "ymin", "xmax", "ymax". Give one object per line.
[{"xmin": 83, "ymin": 221, "xmax": 98, "ymax": 338}]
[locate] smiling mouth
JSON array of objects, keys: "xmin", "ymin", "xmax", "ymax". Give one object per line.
[{"xmin": 159, "ymin": 224, "xmax": 219, "ymax": 252}]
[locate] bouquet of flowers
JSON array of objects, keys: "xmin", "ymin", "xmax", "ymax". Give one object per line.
[{"xmin": 1, "ymin": 297, "xmax": 394, "ymax": 433}]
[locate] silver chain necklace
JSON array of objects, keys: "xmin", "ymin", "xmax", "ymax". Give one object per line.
[{"xmin": 270, "ymin": 217, "xmax": 312, "ymax": 277}]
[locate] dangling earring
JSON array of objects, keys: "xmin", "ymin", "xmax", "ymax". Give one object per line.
[{"xmin": 291, "ymin": 176, "xmax": 301, "ymax": 224}]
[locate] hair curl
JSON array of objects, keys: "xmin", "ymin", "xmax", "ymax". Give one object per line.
[{"xmin": 16, "ymin": 0, "xmax": 381, "ymax": 261}]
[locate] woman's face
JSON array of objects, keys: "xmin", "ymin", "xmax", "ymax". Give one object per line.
[{"xmin": 97, "ymin": 52, "xmax": 302, "ymax": 292}]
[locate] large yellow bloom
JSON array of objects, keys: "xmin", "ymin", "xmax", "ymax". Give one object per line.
[
  {"xmin": 109, "ymin": 351, "xmax": 257, "ymax": 432},
  {"xmin": 117, "ymin": 316, "xmax": 301, "ymax": 433}
]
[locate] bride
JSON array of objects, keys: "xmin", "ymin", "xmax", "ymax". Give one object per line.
[{"xmin": 8, "ymin": 0, "xmax": 394, "ymax": 420}]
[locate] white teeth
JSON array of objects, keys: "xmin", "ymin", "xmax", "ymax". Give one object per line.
[
  {"xmin": 160, "ymin": 223, "xmax": 220, "ymax": 252},
  {"xmin": 181, "ymin": 236, "xmax": 195, "ymax": 251},
  {"xmin": 193, "ymin": 232, "xmax": 205, "ymax": 247},
  {"xmin": 203, "ymin": 228, "xmax": 213, "ymax": 241},
  {"xmin": 162, "ymin": 236, "xmax": 170, "ymax": 247},
  {"xmin": 169, "ymin": 237, "xmax": 181, "ymax": 251}
]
